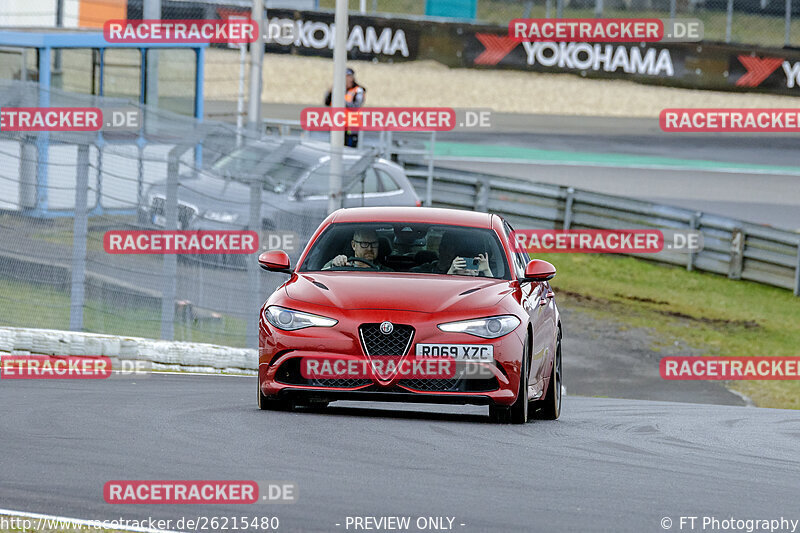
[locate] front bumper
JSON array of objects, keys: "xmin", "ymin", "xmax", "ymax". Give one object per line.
[{"xmin": 259, "ymin": 308, "xmax": 524, "ymax": 407}]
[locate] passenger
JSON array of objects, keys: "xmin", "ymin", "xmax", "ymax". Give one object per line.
[{"xmin": 412, "ymin": 231, "xmax": 492, "ymax": 277}]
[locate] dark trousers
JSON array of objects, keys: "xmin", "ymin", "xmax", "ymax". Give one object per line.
[{"xmin": 345, "ymin": 133, "xmax": 358, "ymax": 148}]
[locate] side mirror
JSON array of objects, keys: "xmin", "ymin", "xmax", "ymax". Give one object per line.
[
  {"xmin": 522, "ymin": 259, "xmax": 556, "ymax": 282},
  {"xmin": 258, "ymin": 250, "xmax": 291, "ymax": 273}
]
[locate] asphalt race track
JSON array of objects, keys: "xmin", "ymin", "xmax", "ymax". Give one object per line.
[{"xmin": 2, "ymin": 374, "xmax": 798, "ymax": 533}]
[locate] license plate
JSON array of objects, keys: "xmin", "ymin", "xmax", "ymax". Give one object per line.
[{"xmin": 415, "ymin": 344, "xmax": 493, "ymax": 362}]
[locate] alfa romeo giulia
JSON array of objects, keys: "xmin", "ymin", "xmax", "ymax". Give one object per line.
[{"xmin": 257, "ymin": 207, "xmax": 562, "ymax": 423}]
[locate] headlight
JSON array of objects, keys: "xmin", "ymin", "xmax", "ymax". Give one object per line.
[
  {"xmin": 204, "ymin": 210, "xmax": 240, "ymax": 224},
  {"xmin": 264, "ymin": 306, "xmax": 338, "ymax": 331},
  {"xmin": 438, "ymin": 315, "xmax": 520, "ymax": 339}
]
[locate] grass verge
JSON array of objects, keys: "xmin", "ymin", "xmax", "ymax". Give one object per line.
[{"xmin": 536, "ymin": 252, "xmax": 800, "ymax": 409}]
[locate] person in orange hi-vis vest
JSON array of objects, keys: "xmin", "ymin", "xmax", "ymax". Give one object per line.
[{"xmin": 324, "ymin": 67, "xmax": 366, "ymax": 147}]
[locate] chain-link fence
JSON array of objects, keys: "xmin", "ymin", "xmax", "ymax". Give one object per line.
[{"xmin": 0, "ymin": 80, "xmax": 377, "ymax": 349}]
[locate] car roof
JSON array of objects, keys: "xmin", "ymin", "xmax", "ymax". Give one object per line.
[{"xmin": 330, "ymin": 207, "xmax": 494, "ymax": 228}]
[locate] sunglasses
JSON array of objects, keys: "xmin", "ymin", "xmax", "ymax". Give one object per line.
[{"xmin": 353, "ymin": 240, "xmax": 379, "ymax": 249}]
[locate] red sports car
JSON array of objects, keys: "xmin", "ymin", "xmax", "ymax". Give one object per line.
[{"xmin": 257, "ymin": 207, "xmax": 562, "ymax": 423}]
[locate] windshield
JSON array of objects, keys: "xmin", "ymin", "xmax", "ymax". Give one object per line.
[
  {"xmin": 299, "ymin": 222, "xmax": 511, "ymax": 279},
  {"xmin": 211, "ymin": 145, "xmax": 270, "ymax": 175},
  {"xmin": 264, "ymin": 157, "xmax": 312, "ymax": 193},
  {"xmin": 211, "ymin": 145, "xmax": 312, "ymax": 193}
]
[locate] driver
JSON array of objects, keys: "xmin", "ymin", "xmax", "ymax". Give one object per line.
[
  {"xmin": 323, "ymin": 229, "xmax": 393, "ymax": 271},
  {"xmin": 412, "ymin": 230, "xmax": 492, "ymax": 277}
]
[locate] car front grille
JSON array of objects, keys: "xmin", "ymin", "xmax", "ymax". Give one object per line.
[
  {"xmin": 398, "ymin": 378, "xmax": 461, "ymax": 392},
  {"xmin": 359, "ymin": 323, "xmax": 414, "ymax": 357},
  {"xmin": 398, "ymin": 376, "xmax": 500, "ymax": 393},
  {"xmin": 309, "ymin": 378, "xmax": 371, "ymax": 388}
]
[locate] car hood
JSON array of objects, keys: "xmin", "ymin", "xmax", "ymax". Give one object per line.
[{"xmin": 283, "ymin": 272, "xmax": 512, "ymax": 313}]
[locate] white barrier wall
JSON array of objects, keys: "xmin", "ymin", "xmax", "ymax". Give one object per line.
[{"xmin": 0, "ymin": 327, "xmax": 257, "ymax": 373}]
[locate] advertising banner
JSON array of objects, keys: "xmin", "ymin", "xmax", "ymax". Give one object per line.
[
  {"xmin": 461, "ymin": 28, "xmax": 800, "ymax": 95},
  {"xmin": 126, "ymin": 2, "xmax": 800, "ymax": 95},
  {"xmin": 215, "ymin": 7, "xmax": 421, "ymax": 61}
]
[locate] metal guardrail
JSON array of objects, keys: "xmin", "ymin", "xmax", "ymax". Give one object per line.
[{"xmin": 403, "ymin": 163, "xmax": 800, "ymax": 296}]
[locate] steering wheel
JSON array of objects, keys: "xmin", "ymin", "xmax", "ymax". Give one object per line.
[{"xmin": 346, "ymin": 256, "xmax": 380, "ymax": 270}]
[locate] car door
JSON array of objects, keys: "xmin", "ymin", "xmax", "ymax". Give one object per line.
[
  {"xmin": 504, "ymin": 221, "xmax": 553, "ymax": 393},
  {"xmin": 537, "ymin": 277, "xmax": 557, "ymax": 387}
]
